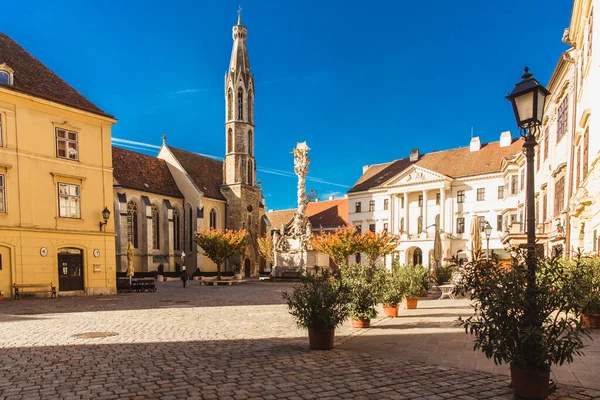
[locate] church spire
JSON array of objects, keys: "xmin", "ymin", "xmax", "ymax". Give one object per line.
[{"xmin": 229, "ymin": 10, "xmax": 250, "ymax": 78}]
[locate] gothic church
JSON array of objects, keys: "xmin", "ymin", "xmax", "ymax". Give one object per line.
[{"xmin": 113, "ymin": 14, "xmax": 267, "ymax": 276}]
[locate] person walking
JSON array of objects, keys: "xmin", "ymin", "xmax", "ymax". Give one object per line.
[{"xmin": 181, "ymin": 265, "xmax": 189, "ymax": 289}]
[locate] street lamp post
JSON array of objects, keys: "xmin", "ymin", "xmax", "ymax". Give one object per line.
[
  {"xmin": 506, "ymin": 67, "xmax": 550, "ymax": 287},
  {"xmin": 484, "ymin": 221, "xmax": 492, "ymax": 263}
]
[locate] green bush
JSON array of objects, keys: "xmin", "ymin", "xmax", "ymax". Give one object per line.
[
  {"xmin": 341, "ymin": 263, "xmax": 386, "ymax": 320},
  {"xmin": 381, "ymin": 268, "xmax": 405, "ymax": 306},
  {"xmin": 566, "ymin": 254, "xmax": 600, "ymax": 316},
  {"xmin": 395, "ymin": 264, "xmax": 428, "ymax": 299},
  {"xmin": 455, "ymin": 255, "xmax": 590, "ymax": 369},
  {"xmin": 282, "ymin": 268, "xmax": 350, "ymax": 329},
  {"xmin": 433, "ymin": 265, "xmax": 455, "ymax": 286}
]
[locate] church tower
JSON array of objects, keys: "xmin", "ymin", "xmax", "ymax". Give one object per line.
[
  {"xmin": 221, "ymin": 11, "xmax": 264, "ymax": 275},
  {"xmin": 223, "ymin": 12, "xmax": 255, "ymax": 186}
]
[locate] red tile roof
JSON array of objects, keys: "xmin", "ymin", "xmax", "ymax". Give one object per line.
[
  {"xmin": 112, "ymin": 147, "xmax": 183, "ymax": 198},
  {"xmin": 267, "ymin": 199, "xmax": 349, "ymax": 231},
  {"xmin": 167, "ymin": 146, "xmax": 226, "ymax": 201},
  {"xmin": 0, "ymin": 33, "xmax": 112, "ymax": 118},
  {"xmin": 349, "ymin": 140, "xmax": 523, "ymax": 193}
]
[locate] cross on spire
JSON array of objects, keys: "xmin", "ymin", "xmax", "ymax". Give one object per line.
[{"xmin": 237, "ymin": 5, "xmax": 243, "ymax": 25}]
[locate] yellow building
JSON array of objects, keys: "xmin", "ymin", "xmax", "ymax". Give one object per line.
[{"xmin": 0, "ymin": 33, "xmax": 117, "ymax": 296}]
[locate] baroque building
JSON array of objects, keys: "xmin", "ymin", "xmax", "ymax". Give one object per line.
[
  {"xmin": 112, "ymin": 14, "xmax": 267, "ymax": 276},
  {"xmin": 0, "ymin": 33, "xmax": 117, "ymax": 296}
]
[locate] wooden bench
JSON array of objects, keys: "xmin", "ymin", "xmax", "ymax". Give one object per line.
[
  {"xmin": 13, "ymin": 283, "xmax": 57, "ymax": 300},
  {"xmin": 201, "ymin": 280, "xmax": 242, "ymax": 286},
  {"xmin": 281, "ymin": 271, "xmax": 300, "ymax": 279}
]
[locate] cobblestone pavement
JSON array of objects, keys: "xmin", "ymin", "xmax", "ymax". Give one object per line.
[{"xmin": 0, "ymin": 281, "xmax": 599, "ymax": 399}]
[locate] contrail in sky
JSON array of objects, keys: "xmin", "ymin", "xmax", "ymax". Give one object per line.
[{"xmin": 111, "ymin": 137, "xmax": 351, "ymax": 189}]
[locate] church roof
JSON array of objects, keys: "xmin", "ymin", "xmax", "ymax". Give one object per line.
[
  {"xmin": 266, "ymin": 199, "xmax": 349, "ymax": 231},
  {"xmin": 167, "ymin": 146, "xmax": 226, "ymax": 201},
  {"xmin": 349, "ymin": 139, "xmax": 523, "ymax": 193},
  {"xmin": 112, "ymin": 146, "xmax": 183, "ymax": 198},
  {"xmin": 0, "ymin": 33, "xmax": 112, "ymax": 118}
]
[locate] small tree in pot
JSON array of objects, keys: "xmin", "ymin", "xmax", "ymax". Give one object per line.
[
  {"xmin": 456, "ymin": 255, "xmax": 590, "ymax": 400},
  {"xmin": 396, "ymin": 264, "xmax": 428, "ymax": 309},
  {"xmin": 282, "ymin": 268, "xmax": 350, "ymax": 350},
  {"xmin": 381, "ymin": 265, "xmax": 404, "ymax": 317},
  {"xmin": 340, "ymin": 263, "xmax": 386, "ymax": 328},
  {"xmin": 568, "ymin": 254, "xmax": 600, "ymax": 329}
]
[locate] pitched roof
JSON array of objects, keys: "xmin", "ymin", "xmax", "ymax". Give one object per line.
[
  {"xmin": 112, "ymin": 147, "xmax": 183, "ymax": 198},
  {"xmin": 349, "ymin": 139, "xmax": 523, "ymax": 193},
  {"xmin": 266, "ymin": 199, "xmax": 349, "ymax": 231},
  {"xmin": 167, "ymin": 146, "xmax": 226, "ymax": 201},
  {"xmin": 0, "ymin": 33, "xmax": 112, "ymax": 118}
]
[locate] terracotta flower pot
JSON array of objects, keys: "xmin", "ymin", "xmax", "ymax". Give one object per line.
[
  {"xmin": 383, "ymin": 304, "xmax": 399, "ymax": 317},
  {"xmin": 0, "ymin": 294, "xmax": 4, "ymax": 301},
  {"xmin": 402, "ymin": 298, "xmax": 419, "ymax": 309},
  {"xmin": 582, "ymin": 313, "xmax": 600, "ymax": 329},
  {"xmin": 351, "ymin": 318, "xmax": 371, "ymax": 328},
  {"xmin": 510, "ymin": 364, "xmax": 550, "ymax": 400},
  {"xmin": 307, "ymin": 327, "xmax": 335, "ymax": 350}
]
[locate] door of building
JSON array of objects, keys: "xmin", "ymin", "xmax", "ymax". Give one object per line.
[
  {"xmin": 244, "ymin": 258, "xmax": 251, "ymax": 277},
  {"xmin": 413, "ymin": 248, "xmax": 423, "ymax": 266},
  {"xmin": 58, "ymin": 249, "xmax": 84, "ymax": 291},
  {"xmin": 0, "ymin": 246, "xmax": 11, "ymax": 298}
]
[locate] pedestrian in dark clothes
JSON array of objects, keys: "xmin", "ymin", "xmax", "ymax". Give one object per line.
[{"xmin": 181, "ymin": 265, "xmax": 189, "ymax": 288}]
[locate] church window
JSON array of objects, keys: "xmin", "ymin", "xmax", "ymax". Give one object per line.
[
  {"xmin": 247, "ymin": 160, "xmax": 253, "ymax": 185},
  {"xmin": 152, "ymin": 204, "xmax": 160, "ymax": 249},
  {"xmin": 209, "ymin": 208, "xmax": 217, "ymax": 229},
  {"xmin": 248, "ymin": 130, "xmax": 253, "ymax": 156},
  {"xmin": 227, "ymin": 129, "xmax": 233, "ymax": 153},
  {"xmin": 417, "ymin": 216, "xmax": 423, "ymax": 234},
  {"xmin": 56, "ymin": 128, "xmax": 78, "ymax": 160},
  {"xmin": 248, "ymin": 90, "xmax": 252, "ymax": 124},
  {"xmin": 237, "ymin": 88, "xmax": 243, "ymax": 120},
  {"xmin": 227, "ymin": 88, "xmax": 233, "ymax": 120},
  {"xmin": 127, "ymin": 201, "xmax": 138, "ymax": 248},
  {"xmin": 173, "ymin": 208, "xmax": 181, "ymax": 251}
]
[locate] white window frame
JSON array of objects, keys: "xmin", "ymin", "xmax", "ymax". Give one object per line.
[
  {"xmin": 56, "ymin": 128, "xmax": 79, "ymax": 161},
  {"xmin": 0, "ymin": 174, "xmax": 5, "ymax": 213},
  {"xmin": 58, "ymin": 183, "xmax": 81, "ymax": 218}
]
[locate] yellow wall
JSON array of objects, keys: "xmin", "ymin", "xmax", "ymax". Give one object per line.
[{"xmin": 0, "ymin": 88, "xmax": 116, "ymax": 296}]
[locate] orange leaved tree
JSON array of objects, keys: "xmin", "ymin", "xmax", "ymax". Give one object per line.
[
  {"xmin": 311, "ymin": 225, "xmax": 361, "ymax": 268},
  {"xmin": 358, "ymin": 231, "xmax": 400, "ymax": 267},
  {"xmin": 194, "ymin": 228, "xmax": 248, "ymax": 280},
  {"xmin": 257, "ymin": 234, "xmax": 275, "ymax": 269}
]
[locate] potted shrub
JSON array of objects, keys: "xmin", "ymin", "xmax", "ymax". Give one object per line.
[
  {"xmin": 397, "ymin": 264, "xmax": 428, "ymax": 309},
  {"xmin": 456, "ymin": 255, "xmax": 590, "ymax": 400},
  {"xmin": 381, "ymin": 265, "xmax": 404, "ymax": 317},
  {"xmin": 341, "ymin": 263, "xmax": 385, "ymax": 328},
  {"xmin": 432, "ymin": 265, "xmax": 455, "ymax": 287},
  {"xmin": 0, "ymin": 290, "xmax": 4, "ymax": 301},
  {"xmin": 569, "ymin": 255, "xmax": 600, "ymax": 329},
  {"xmin": 282, "ymin": 268, "xmax": 350, "ymax": 350}
]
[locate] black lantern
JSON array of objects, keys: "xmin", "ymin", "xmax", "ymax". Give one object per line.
[
  {"xmin": 506, "ymin": 67, "xmax": 550, "ymax": 130},
  {"xmin": 99, "ymin": 207, "xmax": 111, "ymax": 231},
  {"xmin": 484, "ymin": 222, "xmax": 492, "ymax": 238}
]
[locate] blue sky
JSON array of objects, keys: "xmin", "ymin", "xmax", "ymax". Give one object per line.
[{"xmin": 4, "ymin": 0, "xmax": 572, "ymax": 210}]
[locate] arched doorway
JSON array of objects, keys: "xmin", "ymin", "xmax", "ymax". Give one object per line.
[
  {"xmin": 0, "ymin": 245, "xmax": 12, "ymax": 297},
  {"xmin": 413, "ymin": 248, "xmax": 423, "ymax": 266},
  {"xmin": 244, "ymin": 258, "xmax": 251, "ymax": 277},
  {"xmin": 58, "ymin": 248, "xmax": 84, "ymax": 291}
]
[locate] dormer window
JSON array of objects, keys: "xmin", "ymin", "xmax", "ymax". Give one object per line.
[{"xmin": 0, "ymin": 64, "xmax": 14, "ymax": 85}]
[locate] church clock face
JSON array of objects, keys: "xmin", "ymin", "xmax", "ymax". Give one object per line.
[{"xmin": 247, "ymin": 205, "xmax": 253, "ymax": 213}]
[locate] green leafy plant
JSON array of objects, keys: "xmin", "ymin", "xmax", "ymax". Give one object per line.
[
  {"xmin": 455, "ymin": 254, "xmax": 590, "ymax": 369},
  {"xmin": 432, "ymin": 265, "xmax": 455, "ymax": 286},
  {"xmin": 567, "ymin": 254, "xmax": 600, "ymax": 316},
  {"xmin": 381, "ymin": 268, "xmax": 405, "ymax": 306},
  {"xmin": 341, "ymin": 263, "xmax": 386, "ymax": 320},
  {"xmin": 194, "ymin": 228, "xmax": 248, "ymax": 280},
  {"xmin": 282, "ymin": 268, "xmax": 350, "ymax": 329},
  {"xmin": 396, "ymin": 264, "xmax": 428, "ymax": 299}
]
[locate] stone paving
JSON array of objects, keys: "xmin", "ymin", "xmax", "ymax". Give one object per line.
[{"xmin": 0, "ymin": 280, "xmax": 598, "ymax": 399}]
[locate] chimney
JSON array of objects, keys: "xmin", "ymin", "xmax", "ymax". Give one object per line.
[
  {"xmin": 499, "ymin": 131, "xmax": 512, "ymax": 147},
  {"xmin": 470, "ymin": 137, "xmax": 481, "ymax": 152},
  {"xmin": 362, "ymin": 165, "xmax": 370, "ymax": 174},
  {"xmin": 409, "ymin": 149, "xmax": 420, "ymax": 161},
  {"xmin": 329, "ymin": 195, "xmax": 335, "ymax": 201}
]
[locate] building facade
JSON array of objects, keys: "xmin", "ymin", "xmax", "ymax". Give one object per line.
[
  {"xmin": 112, "ymin": 14, "xmax": 267, "ymax": 276},
  {"xmin": 0, "ymin": 33, "xmax": 117, "ymax": 296}
]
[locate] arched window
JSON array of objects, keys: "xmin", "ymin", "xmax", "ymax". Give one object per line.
[
  {"xmin": 237, "ymin": 88, "xmax": 243, "ymax": 120},
  {"xmin": 227, "ymin": 128, "xmax": 233, "ymax": 153},
  {"xmin": 127, "ymin": 201, "xmax": 138, "ymax": 248},
  {"xmin": 0, "ymin": 71, "xmax": 9, "ymax": 85},
  {"xmin": 173, "ymin": 208, "xmax": 181, "ymax": 251},
  {"xmin": 417, "ymin": 216, "xmax": 423, "ymax": 234},
  {"xmin": 227, "ymin": 88, "xmax": 233, "ymax": 121},
  {"xmin": 248, "ymin": 130, "xmax": 253, "ymax": 156},
  {"xmin": 248, "ymin": 90, "xmax": 252, "ymax": 124},
  {"xmin": 210, "ymin": 208, "xmax": 217, "ymax": 229},
  {"xmin": 247, "ymin": 160, "xmax": 253, "ymax": 185},
  {"xmin": 152, "ymin": 204, "xmax": 160, "ymax": 249}
]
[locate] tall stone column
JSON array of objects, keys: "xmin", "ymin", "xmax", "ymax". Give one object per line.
[
  {"xmin": 403, "ymin": 192, "xmax": 409, "ymax": 235},
  {"xmin": 422, "ymin": 190, "xmax": 428, "ymax": 234},
  {"xmin": 389, "ymin": 194, "xmax": 395, "ymax": 233},
  {"xmin": 440, "ymin": 187, "xmax": 446, "ymax": 232}
]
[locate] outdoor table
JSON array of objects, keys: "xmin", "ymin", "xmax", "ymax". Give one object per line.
[{"xmin": 438, "ymin": 284, "xmax": 456, "ymax": 300}]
